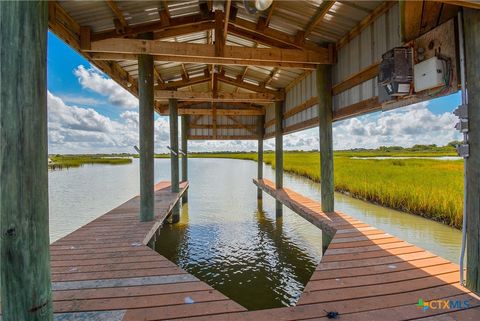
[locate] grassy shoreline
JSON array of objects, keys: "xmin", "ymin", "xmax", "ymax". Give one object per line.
[
  {"xmin": 49, "ymin": 154, "xmax": 132, "ymax": 170},
  {"xmin": 187, "ymin": 150, "xmax": 463, "ymax": 229},
  {"xmin": 50, "ymin": 146, "xmax": 463, "ymax": 229}
]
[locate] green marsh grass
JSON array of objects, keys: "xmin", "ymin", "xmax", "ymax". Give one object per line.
[
  {"xmin": 191, "ymin": 151, "xmax": 463, "ymax": 228},
  {"xmin": 49, "ymin": 155, "xmax": 132, "ymax": 170}
]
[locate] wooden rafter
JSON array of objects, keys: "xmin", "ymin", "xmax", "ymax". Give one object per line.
[
  {"xmin": 159, "ymin": 0, "xmax": 171, "ymax": 27},
  {"xmin": 105, "ymin": 0, "xmax": 128, "ymax": 34},
  {"xmin": 155, "ymin": 75, "xmax": 210, "ymax": 90},
  {"xmin": 92, "ymin": 13, "xmax": 214, "ymax": 41},
  {"xmin": 337, "ymin": 1, "xmax": 396, "ymax": 49},
  {"xmin": 154, "ymin": 91, "xmax": 281, "ymax": 102},
  {"xmin": 86, "ymin": 39, "xmax": 331, "ymax": 66},
  {"xmin": 217, "ymin": 74, "xmax": 281, "ymax": 96},
  {"xmin": 223, "ymin": 0, "xmax": 231, "ymax": 41},
  {"xmin": 158, "ymin": 108, "xmax": 265, "ymax": 116},
  {"xmin": 190, "ymin": 124, "xmax": 256, "ymax": 130},
  {"xmin": 300, "ymin": 1, "xmax": 336, "ymax": 39}
]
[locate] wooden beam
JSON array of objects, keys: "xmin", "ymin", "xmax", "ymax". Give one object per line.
[
  {"xmin": 169, "ymin": 98, "xmax": 180, "ymax": 223},
  {"xmin": 230, "ymin": 17, "xmax": 330, "ymax": 51},
  {"xmin": 156, "ymin": 75, "xmax": 210, "ymax": 90},
  {"xmin": 190, "ymin": 124, "xmax": 256, "ymax": 130},
  {"xmin": 215, "ymin": 10, "xmax": 225, "ymax": 57},
  {"xmin": 464, "ymin": 7, "xmax": 480, "ymax": 293},
  {"xmin": 181, "ymin": 115, "xmax": 188, "ymax": 202},
  {"xmin": 89, "ymin": 52, "xmax": 318, "ymax": 69},
  {"xmin": 264, "ymin": 67, "xmax": 279, "ymax": 86},
  {"xmin": 91, "ymin": 13, "xmax": 214, "ymax": 41},
  {"xmin": 159, "ymin": 0, "xmax": 171, "ymax": 27},
  {"xmin": 302, "ymin": 1, "xmax": 336, "ymax": 38},
  {"xmin": 401, "ymin": 0, "xmax": 424, "ymax": 42},
  {"xmin": 87, "ymin": 38, "xmax": 331, "ymax": 65},
  {"xmin": 333, "ymin": 96, "xmax": 381, "ymax": 121},
  {"xmin": 105, "ymin": 0, "xmax": 128, "ymax": 34},
  {"xmin": 275, "ymin": 100, "xmax": 283, "ymax": 217},
  {"xmin": 188, "ymin": 135, "xmax": 258, "ymax": 140},
  {"xmin": 437, "ymin": 0, "xmax": 480, "ymax": 9},
  {"xmin": 153, "ymin": 21, "xmax": 215, "ymax": 40},
  {"xmin": 217, "ymin": 74, "xmax": 283, "ymax": 96},
  {"xmin": 317, "ymin": 65, "xmax": 334, "ymax": 214},
  {"xmin": 223, "ymin": 0, "xmax": 231, "ymax": 40},
  {"xmin": 1, "ymin": 1, "xmax": 52, "ymax": 319},
  {"xmin": 138, "ymin": 33, "xmax": 155, "ymax": 222},
  {"xmin": 332, "ymin": 62, "xmax": 380, "ymax": 95},
  {"xmin": 155, "ymin": 91, "xmax": 280, "ymax": 102},
  {"xmin": 337, "ymin": 1, "xmax": 396, "ymax": 49},
  {"xmin": 159, "ymin": 108, "xmax": 265, "ymax": 116}
]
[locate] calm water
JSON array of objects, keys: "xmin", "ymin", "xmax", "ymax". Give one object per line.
[{"xmin": 48, "ymin": 158, "xmax": 462, "ymax": 310}]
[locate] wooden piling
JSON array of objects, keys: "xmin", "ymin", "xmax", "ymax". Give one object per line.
[
  {"xmin": 169, "ymin": 98, "xmax": 180, "ymax": 223},
  {"xmin": 275, "ymin": 101, "xmax": 284, "ymax": 217},
  {"xmin": 317, "ymin": 65, "xmax": 334, "ymax": 213},
  {"xmin": 181, "ymin": 115, "xmax": 188, "ymax": 203},
  {"xmin": 257, "ymin": 115, "xmax": 265, "ymax": 199},
  {"xmin": 464, "ymin": 8, "xmax": 480, "ymax": 294},
  {"xmin": 138, "ymin": 33, "xmax": 155, "ymax": 222},
  {"xmin": 0, "ymin": 1, "xmax": 53, "ymax": 319}
]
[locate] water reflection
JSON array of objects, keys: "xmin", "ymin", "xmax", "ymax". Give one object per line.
[{"xmin": 48, "ymin": 158, "xmax": 462, "ymax": 310}]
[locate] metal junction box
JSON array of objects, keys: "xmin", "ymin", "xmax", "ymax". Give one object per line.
[
  {"xmin": 413, "ymin": 56, "xmax": 446, "ymax": 92},
  {"xmin": 378, "ymin": 47, "xmax": 414, "ymax": 100}
]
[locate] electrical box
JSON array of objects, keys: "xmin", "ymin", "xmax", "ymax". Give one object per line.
[
  {"xmin": 378, "ymin": 47, "xmax": 413, "ymax": 100},
  {"xmin": 413, "ymin": 57, "xmax": 446, "ymax": 92}
]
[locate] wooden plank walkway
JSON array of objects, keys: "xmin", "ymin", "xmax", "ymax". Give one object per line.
[
  {"xmin": 6, "ymin": 179, "xmax": 478, "ymax": 320},
  {"xmin": 48, "ymin": 181, "xmax": 247, "ymax": 320}
]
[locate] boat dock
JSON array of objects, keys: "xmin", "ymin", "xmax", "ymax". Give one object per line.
[
  {"xmin": 48, "ymin": 181, "xmax": 247, "ymax": 320},
  {"xmin": 32, "ymin": 179, "xmax": 479, "ymax": 320}
]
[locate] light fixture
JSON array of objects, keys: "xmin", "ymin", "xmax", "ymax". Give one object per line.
[{"xmin": 255, "ymin": 0, "xmax": 273, "ymax": 11}]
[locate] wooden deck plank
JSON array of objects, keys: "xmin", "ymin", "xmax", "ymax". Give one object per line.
[
  {"xmin": 254, "ymin": 178, "xmax": 480, "ymax": 321},
  {"xmin": 41, "ymin": 181, "xmax": 249, "ymax": 320}
]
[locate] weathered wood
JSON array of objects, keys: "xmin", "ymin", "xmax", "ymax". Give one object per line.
[
  {"xmin": 169, "ymin": 99, "xmax": 180, "ymax": 223},
  {"xmin": 257, "ymin": 115, "xmax": 265, "ymax": 199},
  {"xmin": 275, "ymin": 101, "xmax": 284, "ymax": 217},
  {"xmin": 158, "ymin": 108, "xmax": 265, "ymax": 116},
  {"xmin": 0, "ymin": 1, "xmax": 52, "ymax": 320},
  {"xmin": 181, "ymin": 115, "xmax": 188, "ymax": 203},
  {"xmin": 464, "ymin": 7, "xmax": 480, "ymax": 294},
  {"xmin": 138, "ymin": 33, "xmax": 155, "ymax": 222},
  {"xmin": 86, "ymin": 38, "xmax": 331, "ymax": 65},
  {"xmin": 155, "ymin": 91, "xmax": 283, "ymax": 102},
  {"xmin": 317, "ymin": 65, "xmax": 334, "ymax": 213},
  {"xmin": 217, "ymin": 74, "xmax": 281, "ymax": 95}
]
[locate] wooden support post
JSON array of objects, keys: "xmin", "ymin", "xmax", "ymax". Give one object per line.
[
  {"xmin": 138, "ymin": 33, "xmax": 155, "ymax": 222},
  {"xmin": 169, "ymin": 98, "xmax": 180, "ymax": 223},
  {"xmin": 464, "ymin": 8, "xmax": 480, "ymax": 294},
  {"xmin": 181, "ymin": 115, "xmax": 188, "ymax": 204},
  {"xmin": 275, "ymin": 101, "xmax": 284, "ymax": 217},
  {"xmin": 257, "ymin": 115, "xmax": 265, "ymax": 199},
  {"xmin": 317, "ymin": 65, "xmax": 334, "ymax": 214},
  {"xmin": 1, "ymin": 2, "xmax": 53, "ymax": 320}
]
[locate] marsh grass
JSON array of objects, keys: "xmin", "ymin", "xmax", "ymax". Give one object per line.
[
  {"xmin": 191, "ymin": 151, "xmax": 463, "ymax": 228},
  {"xmin": 49, "ymin": 155, "xmax": 132, "ymax": 170}
]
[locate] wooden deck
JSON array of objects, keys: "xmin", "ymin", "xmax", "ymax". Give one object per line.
[
  {"xmin": 246, "ymin": 178, "xmax": 480, "ymax": 321},
  {"xmin": 21, "ymin": 178, "xmax": 480, "ymax": 320},
  {"xmin": 48, "ymin": 181, "xmax": 247, "ymax": 320}
]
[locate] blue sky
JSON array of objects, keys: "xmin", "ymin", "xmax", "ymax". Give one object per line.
[{"xmin": 46, "ymin": 32, "xmax": 461, "ymax": 154}]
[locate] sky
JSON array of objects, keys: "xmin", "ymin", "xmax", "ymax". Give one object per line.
[{"xmin": 47, "ymin": 32, "xmax": 461, "ymax": 154}]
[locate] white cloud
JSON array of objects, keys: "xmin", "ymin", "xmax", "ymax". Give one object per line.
[
  {"xmin": 58, "ymin": 94, "xmax": 102, "ymax": 106},
  {"xmin": 47, "ymin": 91, "xmax": 171, "ymax": 154},
  {"xmin": 332, "ymin": 101, "xmax": 460, "ymax": 150},
  {"xmin": 73, "ymin": 65, "xmax": 138, "ymax": 110}
]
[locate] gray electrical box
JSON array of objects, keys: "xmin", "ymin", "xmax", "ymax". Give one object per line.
[{"xmin": 378, "ymin": 47, "xmax": 414, "ymax": 102}]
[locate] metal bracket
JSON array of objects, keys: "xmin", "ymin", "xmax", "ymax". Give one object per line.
[
  {"xmin": 133, "ymin": 145, "xmax": 140, "ymax": 153},
  {"xmin": 178, "ymin": 150, "xmax": 186, "ymax": 156},
  {"xmin": 455, "ymin": 119, "xmax": 469, "ymax": 133},
  {"xmin": 167, "ymin": 146, "xmax": 178, "ymax": 156},
  {"xmin": 454, "ymin": 104, "xmax": 468, "ymax": 119},
  {"xmin": 456, "ymin": 144, "xmax": 469, "ymax": 158}
]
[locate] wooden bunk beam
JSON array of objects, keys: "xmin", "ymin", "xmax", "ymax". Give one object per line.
[{"xmin": 154, "ymin": 91, "xmax": 281, "ymax": 102}]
